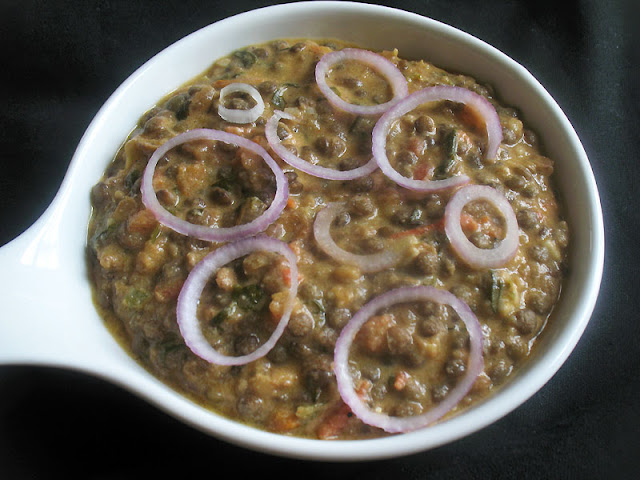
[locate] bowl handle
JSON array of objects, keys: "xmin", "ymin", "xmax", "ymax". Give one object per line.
[{"xmin": 0, "ymin": 210, "xmax": 102, "ymax": 370}]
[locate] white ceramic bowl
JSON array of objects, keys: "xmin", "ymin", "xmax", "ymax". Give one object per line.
[{"xmin": 0, "ymin": 1, "xmax": 604, "ymax": 461}]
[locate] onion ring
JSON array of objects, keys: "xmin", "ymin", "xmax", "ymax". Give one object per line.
[
  {"xmin": 334, "ymin": 286, "xmax": 484, "ymax": 433},
  {"xmin": 313, "ymin": 202, "xmax": 402, "ymax": 273},
  {"xmin": 177, "ymin": 236, "xmax": 299, "ymax": 366},
  {"xmin": 315, "ymin": 48, "xmax": 409, "ymax": 116},
  {"xmin": 265, "ymin": 111, "xmax": 379, "ymax": 180},
  {"xmin": 141, "ymin": 129, "xmax": 288, "ymax": 242},
  {"xmin": 372, "ymin": 85, "xmax": 503, "ymax": 192},
  {"xmin": 218, "ymin": 83, "xmax": 265, "ymax": 124},
  {"xmin": 444, "ymin": 184, "xmax": 519, "ymax": 269}
]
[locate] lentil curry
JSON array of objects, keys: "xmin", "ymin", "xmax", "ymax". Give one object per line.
[{"xmin": 87, "ymin": 39, "xmax": 569, "ymax": 439}]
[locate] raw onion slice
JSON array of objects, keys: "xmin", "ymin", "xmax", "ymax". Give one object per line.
[
  {"xmin": 334, "ymin": 286, "xmax": 484, "ymax": 433},
  {"xmin": 372, "ymin": 85, "xmax": 503, "ymax": 191},
  {"xmin": 313, "ymin": 202, "xmax": 402, "ymax": 273},
  {"xmin": 177, "ymin": 236, "xmax": 299, "ymax": 366},
  {"xmin": 218, "ymin": 83, "xmax": 265, "ymax": 124},
  {"xmin": 315, "ymin": 48, "xmax": 409, "ymax": 116},
  {"xmin": 141, "ymin": 128, "xmax": 288, "ymax": 242},
  {"xmin": 444, "ymin": 184, "xmax": 519, "ymax": 269},
  {"xmin": 265, "ymin": 111, "xmax": 379, "ymax": 180}
]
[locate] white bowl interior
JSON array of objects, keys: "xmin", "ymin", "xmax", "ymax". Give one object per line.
[{"xmin": 0, "ymin": 1, "xmax": 603, "ymax": 461}]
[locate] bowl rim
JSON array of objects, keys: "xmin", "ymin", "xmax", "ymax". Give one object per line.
[{"xmin": 24, "ymin": 0, "xmax": 605, "ymax": 461}]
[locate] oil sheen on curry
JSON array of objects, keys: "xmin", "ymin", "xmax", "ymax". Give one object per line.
[{"xmin": 87, "ymin": 39, "xmax": 569, "ymax": 439}]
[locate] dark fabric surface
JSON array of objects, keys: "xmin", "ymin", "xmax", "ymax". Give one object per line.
[{"xmin": 0, "ymin": 0, "xmax": 638, "ymax": 478}]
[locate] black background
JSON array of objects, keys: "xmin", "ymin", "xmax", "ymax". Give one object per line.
[{"xmin": 0, "ymin": 0, "xmax": 638, "ymax": 478}]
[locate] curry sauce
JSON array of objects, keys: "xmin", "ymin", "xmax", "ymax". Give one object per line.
[{"xmin": 87, "ymin": 39, "xmax": 568, "ymax": 439}]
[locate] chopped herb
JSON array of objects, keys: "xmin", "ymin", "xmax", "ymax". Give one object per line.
[
  {"xmin": 210, "ymin": 302, "xmax": 237, "ymax": 326},
  {"xmin": 233, "ymin": 50, "xmax": 258, "ymax": 68},
  {"xmin": 210, "ymin": 309, "xmax": 227, "ymax": 326},
  {"xmin": 349, "ymin": 116, "xmax": 375, "ymax": 135},
  {"xmin": 150, "ymin": 225, "xmax": 162, "ymax": 242},
  {"xmin": 124, "ymin": 169, "xmax": 141, "ymax": 191},
  {"xmin": 271, "ymin": 83, "xmax": 300, "ymax": 109},
  {"xmin": 92, "ymin": 222, "xmax": 117, "ymax": 244},
  {"xmin": 232, "ymin": 284, "xmax": 267, "ymax": 312},
  {"xmin": 490, "ymin": 271, "xmax": 504, "ymax": 313},
  {"xmin": 445, "ymin": 129, "xmax": 459, "ymax": 161},
  {"xmin": 434, "ymin": 129, "xmax": 459, "ymax": 179},
  {"xmin": 124, "ymin": 288, "xmax": 150, "ymax": 310},
  {"xmin": 330, "ymin": 86, "xmax": 342, "ymax": 98}
]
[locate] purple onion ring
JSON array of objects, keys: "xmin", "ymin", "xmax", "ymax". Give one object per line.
[
  {"xmin": 315, "ymin": 48, "xmax": 409, "ymax": 116},
  {"xmin": 265, "ymin": 111, "xmax": 379, "ymax": 180},
  {"xmin": 372, "ymin": 85, "xmax": 503, "ymax": 192},
  {"xmin": 313, "ymin": 202, "xmax": 403, "ymax": 273},
  {"xmin": 444, "ymin": 184, "xmax": 519, "ymax": 269},
  {"xmin": 141, "ymin": 129, "xmax": 288, "ymax": 242},
  {"xmin": 218, "ymin": 83, "xmax": 265, "ymax": 124},
  {"xmin": 334, "ymin": 286, "xmax": 484, "ymax": 433},
  {"xmin": 177, "ymin": 236, "xmax": 299, "ymax": 366}
]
